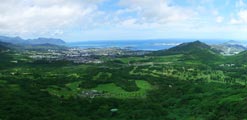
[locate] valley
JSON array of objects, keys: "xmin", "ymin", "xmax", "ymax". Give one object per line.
[{"xmin": 1, "ymin": 41, "xmax": 247, "ymax": 119}]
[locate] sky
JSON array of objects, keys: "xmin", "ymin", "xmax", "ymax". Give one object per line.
[{"xmin": 0, "ymin": 0, "xmax": 246, "ymax": 42}]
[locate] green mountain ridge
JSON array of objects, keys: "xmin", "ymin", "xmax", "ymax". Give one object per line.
[
  {"xmin": 153, "ymin": 41, "xmax": 223, "ymax": 63},
  {"xmin": 227, "ymin": 50, "xmax": 247, "ymax": 64},
  {"xmin": 211, "ymin": 40, "xmax": 247, "ymax": 55}
]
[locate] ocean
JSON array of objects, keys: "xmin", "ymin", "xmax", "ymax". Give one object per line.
[{"xmin": 67, "ymin": 39, "xmax": 229, "ymax": 51}]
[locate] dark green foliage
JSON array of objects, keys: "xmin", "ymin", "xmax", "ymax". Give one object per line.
[
  {"xmin": 2, "ymin": 41, "xmax": 247, "ymax": 120},
  {"xmin": 165, "ymin": 40, "xmax": 212, "ymax": 53},
  {"xmin": 152, "ymin": 41, "xmax": 223, "ymax": 63}
]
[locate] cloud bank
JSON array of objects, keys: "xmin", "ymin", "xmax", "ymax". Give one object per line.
[
  {"xmin": 0, "ymin": 0, "xmax": 102, "ymax": 36},
  {"xmin": 0, "ymin": 0, "xmax": 246, "ymax": 40}
]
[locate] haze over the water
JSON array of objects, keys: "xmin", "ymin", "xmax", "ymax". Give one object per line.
[{"xmin": 0, "ymin": 0, "xmax": 247, "ymax": 41}]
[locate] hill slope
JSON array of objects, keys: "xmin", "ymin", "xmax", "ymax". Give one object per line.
[
  {"xmin": 227, "ymin": 51, "xmax": 247, "ymax": 64},
  {"xmin": 0, "ymin": 41, "xmax": 16, "ymax": 51},
  {"xmin": 0, "ymin": 42, "xmax": 8, "ymax": 51},
  {"xmin": 0, "ymin": 42, "xmax": 14, "ymax": 68},
  {"xmin": 153, "ymin": 41, "xmax": 222, "ymax": 63}
]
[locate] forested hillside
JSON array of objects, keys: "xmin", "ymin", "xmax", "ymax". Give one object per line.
[{"xmin": 1, "ymin": 41, "xmax": 247, "ymax": 120}]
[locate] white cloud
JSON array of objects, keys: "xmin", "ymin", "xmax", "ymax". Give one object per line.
[
  {"xmin": 238, "ymin": 10, "xmax": 247, "ymax": 22},
  {"xmin": 230, "ymin": 19, "xmax": 242, "ymax": 24},
  {"xmin": 216, "ymin": 16, "xmax": 224, "ymax": 23},
  {"xmin": 230, "ymin": 1, "xmax": 247, "ymax": 25},
  {"xmin": 0, "ymin": 0, "xmax": 246, "ymax": 40},
  {"xmin": 230, "ymin": 10, "xmax": 247, "ymax": 24},
  {"xmin": 236, "ymin": 0, "xmax": 246, "ymax": 8},
  {"xmin": 118, "ymin": 0, "xmax": 196, "ymax": 24},
  {"xmin": 0, "ymin": 0, "xmax": 104, "ymax": 37}
]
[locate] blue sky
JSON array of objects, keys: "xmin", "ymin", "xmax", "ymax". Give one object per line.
[{"xmin": 0, "ymin": 0, "xmax": 246, "ymax": 41}]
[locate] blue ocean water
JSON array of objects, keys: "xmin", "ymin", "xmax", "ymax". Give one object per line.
[{"xmin": 67, "ymin": 39, "xmax": 229, "ymax": 51}]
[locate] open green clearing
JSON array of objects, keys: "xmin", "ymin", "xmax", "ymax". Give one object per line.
[
  {"xmin": 92, "ymin": 80, "xmax": 153, "ymax": 98},
  {"xmin": 93, "ymin": 72, "xmax": 112, "ymax": 80},
  {"xmin": 45, "ymin": 81, "xmax": 82, "ymax": 99},
  {"xmin": 45, "ymin": 80, "xmax": 153, "ymax": 99}
]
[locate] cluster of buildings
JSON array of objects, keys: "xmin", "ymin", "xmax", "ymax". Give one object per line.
[
  {"xmin": 78, "ymin": 90, "xmax": 104, "ymax": 98},
  {"xmin": 26, "ymin": 47, "xmax": 150, "ymax": 64},
  {"xmin": 219, "ymin": 64, "xmax": 235, "ymax": 67}
]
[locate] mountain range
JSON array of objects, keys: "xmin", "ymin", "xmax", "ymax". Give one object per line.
[
  {"xmin": 2, "ymin": 38, "xmax": 247, "ymax": 65},
  {"xmin": 0, "ymin": 36, "xmax": 66, "ymax": 45},
  {"xmin": 211, "ymin": 40, "xmax": 247, "ymax": 55},
  {"xmin": 1, "ymin": 35, "xmax": 247, "ymax": 58}
]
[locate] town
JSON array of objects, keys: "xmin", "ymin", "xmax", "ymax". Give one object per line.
[{"xmin": 24, "ymin": 47, "xmax": 151, "ymax": 64}]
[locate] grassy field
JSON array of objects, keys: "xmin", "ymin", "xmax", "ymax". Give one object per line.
[
  {"xmin": 45, "ymin": 81, "xmax": 82, "ymax": 99},
  {"xmin": 92, "ymin": 80, "xmax": 153, "ymax": 99},
  {"xmin": 113, "ymin": 55, "xmax": 183, "ymax": 65},
  {"xmin": 45, "ymin": 80, "xmax": 153, "ymax": 99},
  {"xmin": 150, "ymin": 54, "xmax": 183, "ymax": 62},
  {"xmin": 114, "ymin": 57, "xmax": 149, "ymax": 64},
  {"xmin": 93, "ymin": 72, "xmax": 112, "ymax": 80}
]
